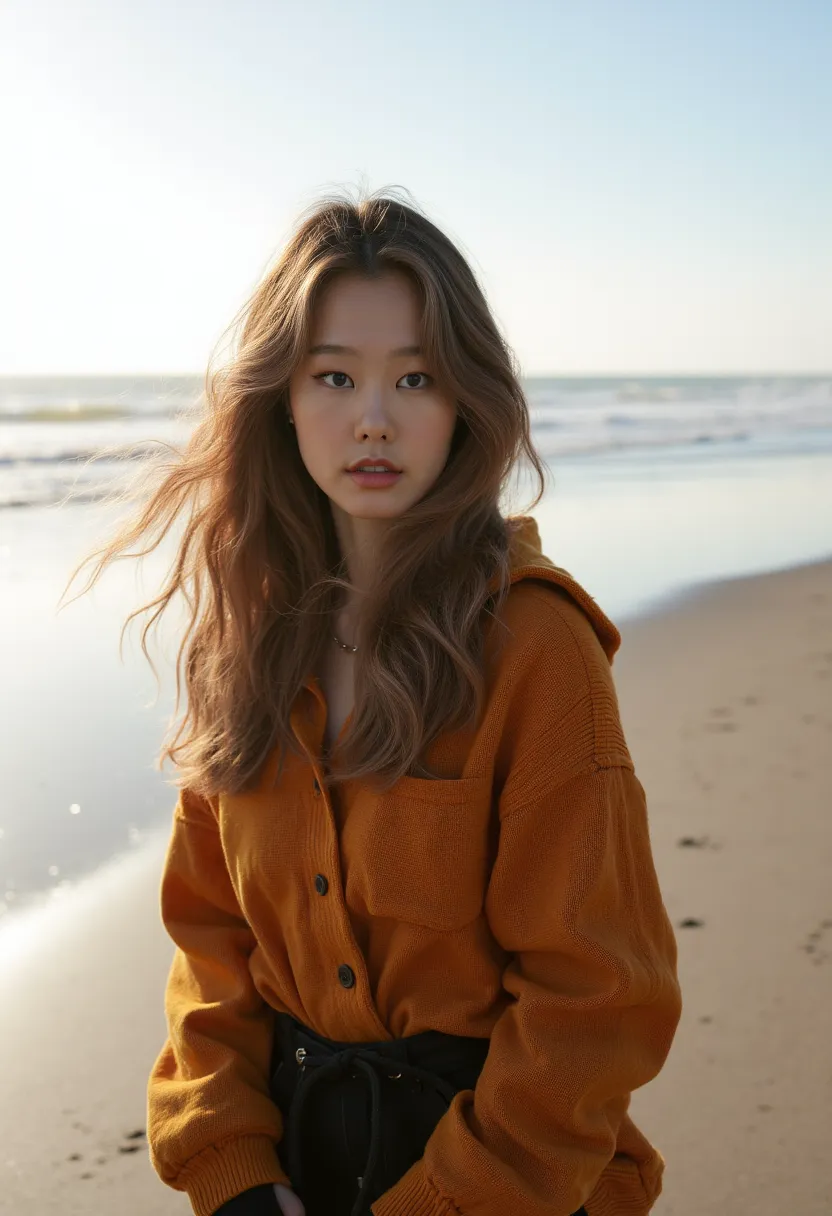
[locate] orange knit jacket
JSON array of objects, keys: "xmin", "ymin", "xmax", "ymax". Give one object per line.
[{"xmin": 147, "ymin": 514, "xmax": 683, "ymax": 1216}]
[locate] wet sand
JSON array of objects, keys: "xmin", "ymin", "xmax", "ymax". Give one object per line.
[{"xmin": 1, "ymin": 557, "xmax": 830, "ymax": 1215}]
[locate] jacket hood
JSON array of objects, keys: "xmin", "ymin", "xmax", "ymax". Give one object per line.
[{"xmin": 492, "ymin": 514, "xmax": 621, "ymax": 662}]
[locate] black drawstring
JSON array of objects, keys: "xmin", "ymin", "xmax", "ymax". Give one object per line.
[{"xmin": 285, "ymin": 1043, "xmax": 457, "ymax": 1216}]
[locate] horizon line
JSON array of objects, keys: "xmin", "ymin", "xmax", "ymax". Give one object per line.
[{"xmin": 1, "ymin": 369, "xmax": 831, "ymax": 380}]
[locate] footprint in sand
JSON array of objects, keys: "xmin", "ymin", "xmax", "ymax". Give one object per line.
[
  {"xmin": 801, "ymin": 919, "xmax": 832, "ymax": 965},
  {"xmin": 806, "ymin": 650, "xmax": 832, "ymax": 679},
  {"xmin": 704, "ymin": 706, "xmax": 738, "ymax": 733},
  {"xmin": 701, "ymin": 694, "xmax": 764, "ymax": 732},
  {"xmin": 677, "ymin": 834, "xmax": 721, "ymax": 850},
  {"xmin": 110, "ymin": 1128, "xmax": 147, "ymax": 1160},
  {"xmin": 678, "ymin": 917, "xmax": 705, "ymax": 928},
  {"xmin": 65, "ymin": 1127, "xmax": 146, "ymax": 1174}
]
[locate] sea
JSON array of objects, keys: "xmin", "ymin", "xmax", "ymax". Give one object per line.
[
  {"xmin": 1, "ymin": 372, "xmax": 831, "ymax": 930},
  {"xmin": 2, "ymin": 372, "xmax": 832, "ymax": 509}
]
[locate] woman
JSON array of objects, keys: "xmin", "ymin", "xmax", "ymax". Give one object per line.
[{"xmin": 67, "ymin": 187, "xmax": 682, "ymax": 1216}]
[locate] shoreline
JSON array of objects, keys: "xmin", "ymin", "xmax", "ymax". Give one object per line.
[
  {"xmin": 4, "ymin": 443, "xmax": 832, "ymax": 920},
  {"xmin": 2, "ymin": 549, "xmax": 831, "ymax": 933},
  {"xmin": 0, "ymin": 553, "xmax": 830, "ymax": 1214},
  {"xmin": 616, "ymin": 547, "xmax": 832, "ymax": 625}
]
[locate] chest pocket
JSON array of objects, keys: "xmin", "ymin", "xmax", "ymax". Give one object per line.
[{"xmin": 348, "ymin": 773, "xmax": 493, "ymax": 932}]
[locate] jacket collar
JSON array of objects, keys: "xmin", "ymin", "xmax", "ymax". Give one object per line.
[{"xmin": 493, "ymin": 514, "xmax": 620, "ymax": 661}]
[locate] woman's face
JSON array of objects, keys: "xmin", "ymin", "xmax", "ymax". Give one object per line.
[{"xmin": 287, "ymin": 270, "xmax": 458, "ymax": 522}]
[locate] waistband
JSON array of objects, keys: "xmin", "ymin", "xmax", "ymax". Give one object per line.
[{"xmin": 273, "ymin": 1012, "xmax": 490, "ymax": 1216}]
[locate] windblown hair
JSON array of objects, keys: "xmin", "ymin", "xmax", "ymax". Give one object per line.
[{"xmin": 60, "ymin": 184, "xmax": 548, "ymax": 795}]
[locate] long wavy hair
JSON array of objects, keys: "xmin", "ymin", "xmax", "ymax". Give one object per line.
[{"xmin": 60, "ymin": 184, "xmax": 548, "ymax": 795}]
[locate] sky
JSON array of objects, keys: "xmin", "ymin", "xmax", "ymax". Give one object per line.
[{"xmin": 0, "ymin": 0, "xmax": 829, "ymax": 377}]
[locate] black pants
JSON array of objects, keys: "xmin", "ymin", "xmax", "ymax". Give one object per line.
[{"xmin": 269, "ymin": 1012, "xmax": 589, "ymax": 1216}]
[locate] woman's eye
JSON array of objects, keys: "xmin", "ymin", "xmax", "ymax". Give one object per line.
[
  {"xmin": 398, "ymin": 372, "xmax": 432, "ymax": 389},
  {"xmin": 315, "ymin": 372, "xmax": 354, "ymax": 388},
  {"xmin": 313, "ymin": 371, "xmax": 432, "ymax": 390}
]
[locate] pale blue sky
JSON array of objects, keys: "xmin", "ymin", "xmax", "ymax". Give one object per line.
[{"xmin": 0, "ymin": 0, "xmax": 829, "ymax": 375}]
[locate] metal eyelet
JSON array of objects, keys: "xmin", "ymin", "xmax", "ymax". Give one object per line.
[
  {"xmin": 295, "ymin": 1047, "xmax": 307, "ymax": 1065},
  {"xmin": 388, "ymin": 1071, "xmax": 402, "ymax": 1079}
]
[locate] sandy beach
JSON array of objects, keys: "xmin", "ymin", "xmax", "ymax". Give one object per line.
[{"xmin": 1, "ymin": 556, "xmax": 830, "ymax": 1216}]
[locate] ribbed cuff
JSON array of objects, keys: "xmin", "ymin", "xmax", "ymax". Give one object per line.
[
  {"xmin": 370, "ymin": 1159, "xmax": 454, "ymax": 1216},
  {"xmin": 582, "ymin": 1153, "xmax": 658, "ymax": 1216},
  {"xmin": 181, "ymin": 1134, "xmax": 291, "ymax": 1216}
]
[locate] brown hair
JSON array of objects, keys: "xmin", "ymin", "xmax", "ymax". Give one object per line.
[{"xmin": 59, "ymin": 184, "xmax": 547, "ymax": 795}]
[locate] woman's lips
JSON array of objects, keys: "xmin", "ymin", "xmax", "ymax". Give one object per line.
[{"xmin": 346, "ymin": 469, "xmax": 403, "ymax": 487}]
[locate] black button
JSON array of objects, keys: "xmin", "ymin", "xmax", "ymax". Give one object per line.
[
  {"xmin": 338, "ymin": 964, "xmax": 355, "ymax": 989},
  {"xmin": 314, "ymin": 873, "xmax": 329, "ymax": 896},
  {"xmin": 313, "ymin": 778, "xmax": 321, "ymax": 795}
]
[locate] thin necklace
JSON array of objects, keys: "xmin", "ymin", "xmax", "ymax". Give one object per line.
[{"xmin": 331, "ymin": 630, "xmax": 358, "ymax": 654}]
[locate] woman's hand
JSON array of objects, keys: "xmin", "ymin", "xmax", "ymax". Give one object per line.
[{"xmin": 273, "ymin": 1183, "xmax": 306, "ymax": 1216}]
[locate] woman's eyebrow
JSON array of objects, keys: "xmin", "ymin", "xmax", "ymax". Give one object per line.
[{"xmin": 307, "ymin": 343, "xmax": 423, "ymax": 357}]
